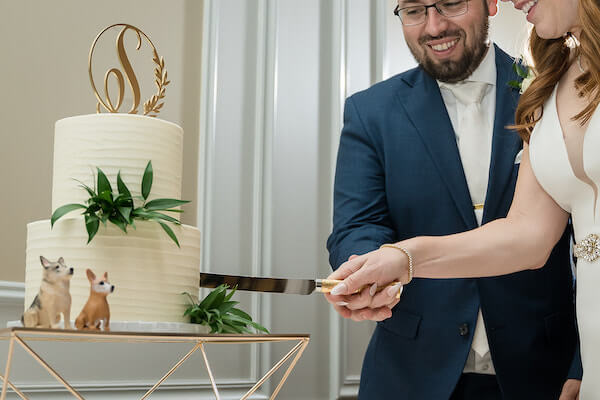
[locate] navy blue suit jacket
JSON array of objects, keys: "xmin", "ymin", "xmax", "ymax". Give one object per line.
[{"xmin": 327, "ymin": 45, "xmax": 580, "ymax": 399}]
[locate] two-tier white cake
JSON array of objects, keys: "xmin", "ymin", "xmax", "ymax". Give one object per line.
[{"xmin": 25, "ymin": 113, "xmax": 201, "ymax": 323}]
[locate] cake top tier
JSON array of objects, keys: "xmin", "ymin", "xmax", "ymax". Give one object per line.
[{"xmin": 52, "ymin": 114, "xmax": 184, "ymax": 214}]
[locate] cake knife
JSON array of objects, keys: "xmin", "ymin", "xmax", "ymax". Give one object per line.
[{"xmin": 199, "ymin": 272, "xmax": 401, "ymax": 296}]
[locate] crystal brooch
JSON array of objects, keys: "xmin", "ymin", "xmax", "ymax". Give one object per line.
[{"xmin": 574, "ymin": 234, "xmax": 600, "ymax": 262}]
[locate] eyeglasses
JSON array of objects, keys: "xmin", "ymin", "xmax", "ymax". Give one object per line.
[{"xmin": 394, "ymin": 0, "xmax": 469, "ymax": 26}]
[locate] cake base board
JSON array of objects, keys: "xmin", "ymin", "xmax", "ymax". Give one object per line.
[{"xmin": 6, "ymin": 320, "xmax": 210, "ymax": 334}]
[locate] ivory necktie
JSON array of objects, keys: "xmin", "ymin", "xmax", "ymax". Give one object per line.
[
  {"xmin": 443, "ymin": 81, "xmax": 491, "ymax": 358},
  {"xmin": 445, "ymin": 81, "xmax": 491, "ymax": 226}
]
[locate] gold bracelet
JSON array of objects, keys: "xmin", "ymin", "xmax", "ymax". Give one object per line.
[{"xmin": 380, "ymin": 243, "xmax": 413, "ymax": 284}]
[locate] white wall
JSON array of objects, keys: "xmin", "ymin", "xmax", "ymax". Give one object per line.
[{"xmin": 1, "ymin": 0, "xmax": 529, "ymax": 398}]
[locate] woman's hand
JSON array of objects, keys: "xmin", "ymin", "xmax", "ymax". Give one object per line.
[{"xmin": 323, "ymin": 247, "xmax": 409, "ymax": 321}]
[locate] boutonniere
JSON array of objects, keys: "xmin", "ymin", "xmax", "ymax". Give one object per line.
[{"xmin": 508, "ymin": 58, "xmax": 536, "ymax": 94}]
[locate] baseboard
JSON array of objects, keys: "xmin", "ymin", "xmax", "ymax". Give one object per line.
[
  {"xmin": 337, "ymin": 375, "xmax": 360, "ymax": 400},
  {"xmin": 0, "ymin": 281, "xmax": 24, "ymax": 329},
  {"xmin": 2, "ymin": 380, "xmax": 268, "ymax": 399},
  {"xmin": 0, "ymin": 281, "xmax": 25, "ymax": 305}
]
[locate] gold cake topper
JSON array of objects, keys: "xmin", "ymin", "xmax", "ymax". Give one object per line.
[{"xmin": 88, "ymin": 24, "xmax": 170, "ymax": 117}]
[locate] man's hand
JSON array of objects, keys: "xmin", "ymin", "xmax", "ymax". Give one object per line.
[
  {"xmin": 559, "ymin": 379, "xmax": 581, "ymax": 400},
  {"xmin": 324, "ymin": 254, "xmax": 403, "ymax": 321}
]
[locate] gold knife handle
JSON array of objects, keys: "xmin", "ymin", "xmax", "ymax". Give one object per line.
[{"xmin": 316, "ymin": 279, "xmax": 402, "ymax": 298}]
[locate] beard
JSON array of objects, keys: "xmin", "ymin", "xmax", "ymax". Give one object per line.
[{"xmin": 407, "ymin": 17, "xmax": 490, "ymax": 83}]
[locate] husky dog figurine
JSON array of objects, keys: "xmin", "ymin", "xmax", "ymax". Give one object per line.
[
  {"xmin": 75, "ymin": 269, "xmax": 114, "ymax": 331},
  {"xmin": 22, "ymin": 256, "xmax": 74, "ymax": 329}
]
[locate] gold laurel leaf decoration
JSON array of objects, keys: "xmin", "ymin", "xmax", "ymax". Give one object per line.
[{"xmin": 142, "ymin": 49, "xmax": 169, "ymax": 117}]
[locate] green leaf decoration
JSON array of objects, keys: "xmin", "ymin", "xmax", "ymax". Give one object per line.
[
  {"xmin": 144, "ymin": 198, "xmax": 190, "ymax": 210},
  {"xmin": 131, "ymin": 208, "xmax": 149, "ymax": 219},
  {"xmin": 229, "ymin": 307, "xmax": 252, "ymax": 321},
  {"xmin": 109, "ymin": 215, "xmax": 127, "ymax": 233},
  {"xmin": 98, "ymin": 190, "xmax": 113, "ymax": 204},
  {"xmin": 227, "ymin": 314, "xmax": 269, "ymax": 333},
  {"xmin": 508, "ymin": 80, "xmax": 521, "ymax": 89},
  {"xmin": 199, "ymin": 284, "xmax": 228, "ymax": 309},
  {"xmin": 224, "ymin": 285, "xmax": 237, "ymax": 302},
  {"xmin": 159, "ymin": 221, "xmax": 180, "ymax": 247},
  {"xmin": 84, "ymin": 214, "xmax": 100, "ymax": 243},
  {"xmin": 74, "ymin": 179, "xmax": 97, "ymax": 197},
  {"xmin": 141, "ymin": 161, "xmax": 153, "ymax": 200},
  {"xmin": 182, "ymin": 285, "xmax": 269, "ymax": 334},
  {"xmin": 182, "ymin": 291, "xmax": 197, "ymax": 305},
  {"xmin": 100, "ymin": 212, "xmax": 109, "ymax": 227},
  {"xmin": 118, "ymin": 206, "xmax": 132, "ymax": 222},
  {"xmin": 213, "ymin": 290, "xmax": 227, "ymax": 310},
  {"xmin": 86, "ymin": 203, "xmax": 101, "ymax": 214},
  {"xmin": 53, "ymin": 160, "xmax": 188, "ymax": 246},
  {"xmin": 97, "ymin": 167, "xmax": 112, "ymax": 195},
  {"xmin": 220, "ymin": 324, "xmax": 241, "ymax": 334},
  {"xmin": 50, "ymin": 203, "xmax": 86, "ymax": 227},
  {"xmin": 217, "ymin": 300, "xmax": 239, "ymax": 315},
  {"xmin": 247, "ymin": 320, "xmax": 269, "ymax": 334},
  {"xmin": 146, "ymin": 211, "xmax": 181, "ymax": 225},
  {"xmin": 116, "ymin": 171, "xmax": 132, "ymax": 198},
  {"xmin": 515, "ymin": 63, "xmax": 529, "ymax": 78}
]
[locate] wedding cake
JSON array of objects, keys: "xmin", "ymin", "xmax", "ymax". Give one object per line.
[{"xmin": 25, "ymin": 113, "xmax": 201, "ymax": 323}]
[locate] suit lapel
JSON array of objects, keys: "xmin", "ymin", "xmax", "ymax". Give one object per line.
[
  {"xmin": 483, "ymin": 46, "xmax": 523, "ymax": 222},
  {"xmin": 396, "ymin": 70, "xmax": 477, "ymax": 230}
]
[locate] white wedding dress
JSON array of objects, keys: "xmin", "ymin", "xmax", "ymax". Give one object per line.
[{"xmin": 530, "ymin": 84, "xmax": 600, "ymax": 397}]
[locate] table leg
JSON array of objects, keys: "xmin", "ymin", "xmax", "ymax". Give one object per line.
[
  {"xmin": 0, "ymin": 374, "xmax": 28, "ymax": 400},
  {"xmin": 270, "ymin": 339, "xmax": 309, "ymax": 399},
  {"xmin": 200, "ymin": 343, "xmax": 220, "ymax": 400},
  {"xmin": 240, "ymin": 340, "xmax": 305, "ymax": 400},
  {"xmin": 140, "ymin": 342, "xmax": 203, "ymax": 400},
  {"xmin": 14, "ymin": 336, "xmax": 84, "ymax": 399},
  {"xmin": 1, "ymin": 336, "xmax": 15, "ymax": 400}
]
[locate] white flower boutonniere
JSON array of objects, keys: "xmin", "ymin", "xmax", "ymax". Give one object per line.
[
  {"xmin": 520, "ymin": 72, "xmax": 536, "ymax": 94},
  {"xmin": 508, "ymin": 59, "xmax": 536, "ymax": 94}
]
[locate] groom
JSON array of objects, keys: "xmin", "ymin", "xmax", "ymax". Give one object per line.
[{"xmin": 326, "ymin": 0, "xmax": 581, "ymax": 398}]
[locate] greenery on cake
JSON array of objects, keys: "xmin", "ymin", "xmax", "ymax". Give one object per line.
[
  {"xmin": 51, "ymin": 161, "xmax": 189, "ymax": 247},
  {"xmin": 183, "ymin": 285, "xmax": 269, "ymax": 334}
]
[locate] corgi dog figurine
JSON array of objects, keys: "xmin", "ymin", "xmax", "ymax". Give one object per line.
[
  {"xmin": 22, "ymin": 256, "xmax": 74, "ymax": 329},
  {"xmin": 75, "ymin": 269, "xmax": 114, "ymax": 331}
]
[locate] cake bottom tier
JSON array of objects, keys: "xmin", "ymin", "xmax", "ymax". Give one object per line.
[{"xmin": 25, "ymin": 218, "xmax": 201, "ymax": 323}]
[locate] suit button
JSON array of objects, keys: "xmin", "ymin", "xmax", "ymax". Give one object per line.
[{"xmin": 459, "ymin": 323, "xmax": 469, "ymax": 336}]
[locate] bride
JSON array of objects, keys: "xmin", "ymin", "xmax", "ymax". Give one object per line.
[{"xmin": 327, "ymin": 0, "xmax": 600, "ymax": 395}]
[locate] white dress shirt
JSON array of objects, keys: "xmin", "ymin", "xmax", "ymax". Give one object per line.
[{"xmin": 437, "ymin": 43, "xmax": 497, "ymax": 375}]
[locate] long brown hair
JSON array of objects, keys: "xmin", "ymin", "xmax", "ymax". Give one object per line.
[{"xmin": 514, "ymin": 0, "xmax": 600, "ymax": 142}]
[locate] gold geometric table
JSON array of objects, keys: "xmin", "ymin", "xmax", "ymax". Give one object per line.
[{"xmin": 0, "ymin": 327, "xmax": 309, "ymax": 400}]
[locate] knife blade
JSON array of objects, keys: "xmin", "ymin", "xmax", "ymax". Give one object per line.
[{"xmin": 199, "ymin": 272, "xmax": 401, "ymax": 296}]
